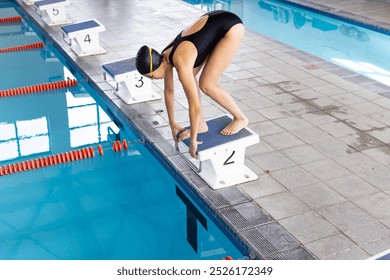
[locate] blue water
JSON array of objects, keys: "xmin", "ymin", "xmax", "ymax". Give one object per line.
[
  {"xmin": 0, "ymin": 4, "xmax": 243, "ymax": 260},
  {"xmin": 184, "ymin": 0, "xmax": 390, "ymax": 86}
]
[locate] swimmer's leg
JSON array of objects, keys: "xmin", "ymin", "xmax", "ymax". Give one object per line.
[
  {"xmin": 195, "ymin": 76, "xmax": 209, "ymax": 134},
  {"xmin": 199, "ymin": 24, "xmax": 248, "ymax": 135}
]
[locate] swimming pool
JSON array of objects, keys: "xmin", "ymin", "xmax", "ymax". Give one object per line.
[
  {"xmin": 0, "ymin": 3, "xmax": 245, "ymax": 260},
  {"xmin": 184, "ymin": 0, "xmax": 390, "ymax": 86}
]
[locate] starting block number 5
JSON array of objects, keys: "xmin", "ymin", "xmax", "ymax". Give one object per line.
[{"xmin": 52, "ymin": 8, "xmax": 60, "ymax": 16}]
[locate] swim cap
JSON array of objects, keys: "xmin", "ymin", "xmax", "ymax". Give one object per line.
[{"xmin": 135, "ymin": 45, "xmax": 163, "ymax": 75}]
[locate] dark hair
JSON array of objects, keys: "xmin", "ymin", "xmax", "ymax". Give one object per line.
[{"xmin": 135, "ymin": 45, "xmax": 163, "ymax": 75}]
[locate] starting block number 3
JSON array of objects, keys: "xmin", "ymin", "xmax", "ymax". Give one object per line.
[
  {"xmin": 102, "ymin": 57, "xmax": 161, "ymax": 104},
  {"xmin": 133, "ymin": 75, "xmax": 145, "ymax": 89},
  {"xmin": 126, "ymin": 71, "xmax": 151, "ymax": 97}
]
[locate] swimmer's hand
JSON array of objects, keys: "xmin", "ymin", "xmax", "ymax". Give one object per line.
[
  {"xmin": 189, "ymin": 140, "xmax": 202, "ymax": 159},
  {"xmin": 172, "ymin": 125, "xmax": 186, "ymax": 142}
]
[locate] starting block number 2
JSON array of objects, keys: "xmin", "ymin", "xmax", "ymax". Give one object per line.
[{"xmin": 224, "ymin": 150, "xmax": 235, "ymax": 165}]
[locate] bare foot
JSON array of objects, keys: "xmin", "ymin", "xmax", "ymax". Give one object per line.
[
  {"xmin": 220, "ymin": 117, "xmax": 248, "ymax": 136},
  {"xmin": 177, "ymin": 123, "xmax": 209, "ymax": 141},
  {"xmin": 199, "ymin": 122, "xmax": 209, "ymax": 134}
]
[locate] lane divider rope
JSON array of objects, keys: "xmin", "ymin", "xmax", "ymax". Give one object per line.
[
  {"xmin": 0, "ymin": 140, "xmax": 131, "ymax": 176},
  {"xmin": 0, "ymin": 41, "xmax": 44, "ymax": 53},
  {"xmin": 112, "ymin": 140, "xmax": 129, "ymax": 152},
  {"xmin": 0, "ymin": 146, "xmax": 96, "ymax": 177},
  {"xmin": 0, "ymin": 79, "xmax": 77, "ymax": 98},
  {"xmin": 0, "ymin": 16, "xmax": 22, "ymax": 24}
]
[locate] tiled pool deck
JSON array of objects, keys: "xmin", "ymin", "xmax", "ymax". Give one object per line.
[{"xmin": 15, "ymin": 0, "xmax": 390, "ymax": 260}]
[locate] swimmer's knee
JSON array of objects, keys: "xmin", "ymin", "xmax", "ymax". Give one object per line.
[{"xmin": 199, "ymin": 77, "xmax": 215, "ymax": 95}]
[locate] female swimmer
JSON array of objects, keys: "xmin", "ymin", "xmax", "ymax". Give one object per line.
[{"xmin": 135, "ymin": 10, "xmax": 248, "ymax": 158}]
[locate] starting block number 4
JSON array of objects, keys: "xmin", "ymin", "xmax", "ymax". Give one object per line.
[{"xmin": 61, "ymin": 19, "xmax": 106, "ymax": 57}]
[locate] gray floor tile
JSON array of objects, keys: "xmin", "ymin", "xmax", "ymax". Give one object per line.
[
  {"xmin": 270, "ymin": 166, "xmax": 320, "ymax": 190},
  {"xmin": 363, "ymin": 146, "xmax": 390, "ymax": 166},
  {"xmin": 340, "ymin": 131, "xmax": 384, "ymax": 151},
  {"xmin": 312, "ymin": 136, "xmax": 357, "ymax": 158},
  {"xmin": 300, "ymin": 112, "xmax": 338, "ymax": 126},
  {"xmin": 255, "ymin": 191, "xmax": 311, "ymax": 220},
  {"xmin": 251, "ymin": 151, "xmax": 297, "ymax": 172},
  {"xmin": 274, "ymin": 116, "xmax": 313, "ymax": 130},
  {"xmin": 319, "ymin": 121, "xmax": 356, "ymax": 138},
  {"xmin": 290, "ymin": 126, "xmax": 332, "ymax": 144},
  {"xmin": 326, "ymin": 175, "xmax": 378, "ymax": 199},
  {"xmin": 323, "ymin": 246, "xmax": 370, "ymax": 260},
  {"xmin": 317, "ymin": 201, "xmax": 376, "ymax": 231},
  {"xmin": 381, "ymin": 217, "xmax": 390, "ymax": 229},
  {"xmin": 292, "ymin": 182, "xmax": 346, "ymax": 209},
  {"xmin": 282, "ymin": 101, "xmax": 319, "ymax": 116},
  {"xmin": 344, "ymin": 221, "xmax": 390, "ymax": 245},
  {"xmin": 263, "ymin": 132, "xmax": 305, "ymax": 150},
  {"xmin": 279, "ymin": 212, "xmax": 339, "ymax": 244},
  {"xmin": 281, "ymin": 145, "xmax": 327, "ymax": 165},
  {"xmin": 352, "ymin": 192, "xmax": 390, "ymax": 219},
  {"xmin": 260, "ymin": 105, "xmax": 293, "ymax": 120},
  {"xmin": 305, "ymin": 234, "xmax": 358, "ymax": 259},
  {"xmin": 367, "ymin": 127, "xmax": 390, "ymax": 144},
  {"xmin": 361, "ymin": 236, "xmax": 390, "ymax": 256},
  {"xmin": 239, "ymin": 174, "xmax": 286, "ymax": 199},
  {"xmin": 301, "ymin": 159, "xmax": 353, "ymax": 181},
  {"xmin": 345, "ymin": 116, "xmax": 388, "ymax": 131},
  {"xmin": 249, "ymin": 120, "xmax": 285, "ymax": 137}
]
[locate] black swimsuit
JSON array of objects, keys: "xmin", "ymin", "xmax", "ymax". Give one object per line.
[{"xmin": 162, "ymin": 10, "xmax": 242, "ymax": 68}]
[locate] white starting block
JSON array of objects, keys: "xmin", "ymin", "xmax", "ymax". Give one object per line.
[
  {"xmin": 22, "ymin": 0, "xmax": 40, "ymax": 5},
  {"xmin": 34, "ymin": 0, "xmax": 71, "ymax": 26},
  {"xmin": 176, "ymin": 115, "xmax": 259, "ymax": 189},
  {"xmin": 102, "ymin": 57, "xmax": 161, "ymax": 104},
  {"xmin": 61, "ymin": 19, "xmax": 106, "ymax": 56}
]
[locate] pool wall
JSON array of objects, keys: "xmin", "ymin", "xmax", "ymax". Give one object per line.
[{"xmin": 277, "ymin": 0, "xmax": 390, "ymax": 35}]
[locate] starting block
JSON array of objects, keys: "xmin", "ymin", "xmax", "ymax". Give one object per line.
[
  {"xmin": 61, "ymin": 19, "xmax": 106, "ymax": 56},
  {"xmin": 176, "ymin": 115, "xmax": 259, "ymax": 189},
  {"xmin": 22, "ymin": 0, "xmax": 39, "ymax": 5},
  {"xmin": 102, "ymin": 57, "xmax": 161, "ymax": 104},
  {"xmin": 34, "ymin": 0, "xmax": 71, "ymax": 26}
]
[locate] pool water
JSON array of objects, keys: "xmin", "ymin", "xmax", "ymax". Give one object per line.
[
  {"xmin": 184, "ymin": 0, "xmax": 390, "ymax": 86},
  {"xmin": 0, "ymin": 3, "xmax": 243, "ymax": 260}
]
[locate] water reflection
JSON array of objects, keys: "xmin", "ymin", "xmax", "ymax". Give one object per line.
[
  {"xmin": 183, "ymin": 0, "xmax": 390, "ymax": 86},
  {"xmin": 0, "ymin": 79, "xmax": 118, "ymax": 163}
]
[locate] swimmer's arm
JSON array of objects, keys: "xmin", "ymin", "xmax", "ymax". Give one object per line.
[
  {"xmin": 176, "ymin": 64, "xmax": 200, "ymax": 151},
  {"xmin": 164, "ymin": 66, "xmax": 176, "ymax": 127}
]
